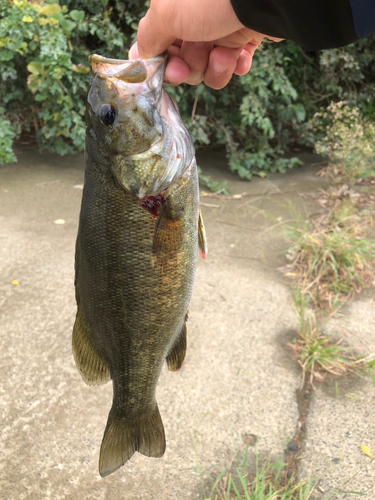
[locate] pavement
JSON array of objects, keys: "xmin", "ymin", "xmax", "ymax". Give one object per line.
[{"xmin": 0, "ymin": 147, "xmax": 374, "ymax": 500}]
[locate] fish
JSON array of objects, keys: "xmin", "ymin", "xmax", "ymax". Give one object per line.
[{"xmin": 72, "ymin": 53, "xmax": 207, "ymax": 477}]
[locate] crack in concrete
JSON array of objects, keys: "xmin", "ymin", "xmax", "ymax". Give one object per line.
[{"xmin": 283, "ymin": 377, "xmax": 313, "ymax": 486}]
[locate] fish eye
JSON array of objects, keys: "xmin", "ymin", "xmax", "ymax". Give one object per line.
[{"xmin": 98, "ymin": 103, "xmax": 116, "ymax": 126}]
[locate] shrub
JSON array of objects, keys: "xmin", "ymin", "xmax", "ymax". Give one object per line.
[
  {"xmin": 0, "ymin": 0, "xmax": 127, "ymax": 156},
  {"xmin": 309, "ymin": 101, "xmax": 375, "ymax": 181},
  {"xmin": 1, "ymin": 1, "xmax": 375, "ymax": 181},
  {"xmin": 0, "ymin": 107, "xmax": 16, "ymax": 164}
]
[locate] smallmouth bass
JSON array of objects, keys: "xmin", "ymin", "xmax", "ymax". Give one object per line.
[{"xmin": 72, "ymin": 54, "xmax": 207, "ymax": 477}]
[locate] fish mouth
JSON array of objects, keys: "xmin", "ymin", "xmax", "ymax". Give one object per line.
[
  {"xmin": 89, "ymin": 53, "xmax": 167, "ymax": 97},
  {"xmin": 88, "ymin": 52, "xmax": 169, "ymax": 159},
  {"xmin": 88, "ymin": 53, "xmax": 195, "ymax": 198}
]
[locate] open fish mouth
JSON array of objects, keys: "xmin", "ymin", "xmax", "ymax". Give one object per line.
[
  {"xmin": 87, "ymin": 53, "xmax": 195, "ymax": 199},
  {"xmin": 89, "ymin": 53, "xmax": 181, "ymax": 130},
  {"xmin": 89, "ymin": 53, "xmax": 166, "ymax": 94}
]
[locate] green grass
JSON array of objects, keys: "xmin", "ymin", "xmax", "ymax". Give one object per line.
[
  {"xmin": 204, "ymin": 449, "xmax": 315, "ymax": 500},
  {"xmin": 199, "ymin": 439, "xmax": 373, "ymax": 500},
  {"xmin": 290, "ymin": 290, "xmax": 375, "ymax": 387},
  {"xmin": 197, "ymin": 166, "xmax": 229, "ymax": 194},
  {"xmin": 284, "ymin": 199, "xmax": 375, "ymax": 308}
]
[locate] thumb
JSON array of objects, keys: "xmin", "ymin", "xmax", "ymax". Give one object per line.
[{"xmin": 137, "ymin": 8, "xmax": 176, "ymax": 59}]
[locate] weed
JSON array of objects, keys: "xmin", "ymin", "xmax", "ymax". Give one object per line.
[
  {"xmin": 290, "ymin": 291, "xmax": 355, "ymax": 385},
  {"xmin": 198, "ymin": 166, "xmax": 229, "ymax": 194},
  {"xmin": 283, "ymin": 199, "xmax": 375, "ymax": 308},
  {"xmin": 289, "ymin": 290, "xmax": 375, "ymax": 387},
  {"xmin": 205, "ymin": 448, "xmax": 315, "ymax": 500}
]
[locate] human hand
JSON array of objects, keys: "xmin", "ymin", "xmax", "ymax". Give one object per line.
[{"xmin": 128, "ymin": 0, "xmax": 281, "ymax": 89}]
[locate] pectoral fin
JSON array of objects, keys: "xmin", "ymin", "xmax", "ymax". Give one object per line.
[
  {"xmin": 198, "ymin": 209, "xmax": 208, "ymax": 259},
  {"xmin": 152, "ymin": 198, "xmax": 184, "ymax": 253},
  {"xmin": 72, "ymin": 309, "xmax": 110, "ymax": 385},
  {"xmin": 166, "ymin": 315, "xmax": 188, "ymax": 371}
]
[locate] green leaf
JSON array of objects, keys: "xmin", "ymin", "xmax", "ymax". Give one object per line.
[
  {"xmin": 39, "ymin": 4, "xmax": 61, "ymax": 16},
  {"xmin": 59, "ymin": 18, "xmax": 76, "ymax": 32},
  {"xmin": 0, "ymin": 36, "xmax": 11, "ymax": 47},
  {"xmin": 72, "ymin": 64, "xmax": 90, "ymax": 74},
  {"xmin": 0, "ymin": 49, "xmax": 13, "ymax": 61},
  {"xmin": 27, "ymin": 61, "xmax": 43, "ymax": 75},
  {"xmin": 69, "ymin": 10, "xmax": 85, "ymax": 22},
  {"xmin": 22, "ymin": 15, "xmax": 34, "ymax": 23},
  {"xmin": 293, "ymin": 103, "xmax": 306, "ymax": 122}
]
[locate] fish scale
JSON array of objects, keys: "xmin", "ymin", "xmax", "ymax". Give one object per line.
[{"xmin": 72, "ymin": 54, "xmax": 207, "ymax": 477}]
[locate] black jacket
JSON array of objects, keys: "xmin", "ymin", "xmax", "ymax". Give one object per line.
[{"xmin": 230, "ymin": 0, "xmax": 375, "ymax": 50}]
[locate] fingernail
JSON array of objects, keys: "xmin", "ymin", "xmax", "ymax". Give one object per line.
[{"xmin": 211, "ymin": 59, "xmax": 227, "ymax": 75}]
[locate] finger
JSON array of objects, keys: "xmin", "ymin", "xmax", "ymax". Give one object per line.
[
  {"xmin": 130, "ymin": 40, "xmax": 183, "ymax": 61},
  {"xmin": 164, "ymin": 55, "xmax": 190, "ymax": 85},
  {"xmin": 233, "ymin": 43, "xmax": 257, "ymax": 75},
  {"xmin": 130, "ymin": 44, "xmax": 189, "ymax": 86},
  {"xmin": 233, "ymin": 49, "xmax": 252, "ymax": 76},
  {"xmin": 128, "ymin": 42, "xmax": 139, "ymax": 60},
  {"xmin": 243, "ymin": 41, "xmax": 258, "ymax": 57},
  {"xmin": 203, "ymin": 46, "xmax": 238, "ymax": 90},
  {"xmin": 179, "ymin": 42, "xmax": 213, "ymax": 85},
  {"xmin": 265, "ymin": 36, "xmax": 284, "ymax": 42},
  {"xmin": 212, "ymin": 27, "xmax": 265, "ymax": 49},
  {"xmin": 173, "ymin": 39, "xmax": 183, "ymax": 48},
  {"xmin": 167, "ymin": 44, "xmax": 181, "ymax": 58},
  {"xmin": 137, "ymin": 9, "xmax": 176, "ymax": 59}
]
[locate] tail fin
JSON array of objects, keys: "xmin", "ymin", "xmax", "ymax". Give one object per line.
[{"xmin": 99, "ymin": 404, "xmax": 166, "ymax": 477}]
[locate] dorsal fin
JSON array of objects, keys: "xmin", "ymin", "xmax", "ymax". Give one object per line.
[{"xmin": 114, "ymin": 60, "xmax": 147, "ymax": 83}]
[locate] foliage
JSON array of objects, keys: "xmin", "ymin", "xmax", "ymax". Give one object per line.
[
  {"xmin": 291, "ymin": 291, "xmax": 355, "ymax": 385},
  {"xmin": 197, "ymin": 166, "xmax": 229, "ymax": 194},
  {"xmin": 1, "ymin": 1, "xmax": 375, "ymax": 180},
  {"xmin": 284, "ymin": 198, "xmax": 375, "ymax": 308},
  {"xmin": 290, "ymin": 289, "xmax": 375, "ymax": 388},
  {"xmin": 167, "ymin": 42, "xmax": 305, "ymax": 180},
  {"xmin": 309, "ymin": 101, "xmax": 375, "ymax": 182},
  {"xmin": 0, "ymin": 107, "xmax": 17, "ymax": 164},
  {"xmin": 0, "ymin": 0, "xmax": 127, "ymax": 155},
  {"xmin": 205, "ymin": 448, "xmax": 314, "ymax": 500}
]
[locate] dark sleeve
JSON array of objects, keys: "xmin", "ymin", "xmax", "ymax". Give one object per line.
[{"xmin": 230, "ymin": 0, "xmax": 375, "ymax": 51}]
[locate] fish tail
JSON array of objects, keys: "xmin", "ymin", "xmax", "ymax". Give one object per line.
[{"xmin": 99, "ymin": 404, "xmax": 166, "ymax": 477}]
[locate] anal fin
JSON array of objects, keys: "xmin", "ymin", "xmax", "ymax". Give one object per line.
[
  {"xmin": 72, "ymin": 309, "xmax": 110, "ymax": 385},
  {"xmin": 198, "ymin": 209, "xmax": 208, "ymax": 260},
  {"xmin": 166, "ymin": 315, "xmax": 187, "ymax": 371}
]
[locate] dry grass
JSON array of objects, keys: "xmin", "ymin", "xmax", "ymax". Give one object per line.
[
  {"xmin": 282, "ymin": 198, "xmax": 375, "ymax": 309},
  {"xmin": 317, "ymin": 159, "xmax": 375, "ymax": 187},
  {"xmin": 288, "ymin": 290, "xmax": 375, "ymax": 388}
]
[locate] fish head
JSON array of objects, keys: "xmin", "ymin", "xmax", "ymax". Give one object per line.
[{"xmin": 87, "ymin": 54, "xmax": 194, "ymax": 199}]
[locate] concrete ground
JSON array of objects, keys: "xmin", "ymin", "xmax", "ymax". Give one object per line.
[{"xmin": 0, "ymin": 147, "xmax": 374, "ymax": 499}]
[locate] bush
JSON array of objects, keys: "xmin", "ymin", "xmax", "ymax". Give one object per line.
[
  {"xmin": 0, "ymin": 0, "xmax": 127, "ymax": 157},
  {"xmin": 0, "ymin": 107, "xmax": 16, "ymax": 164},
  {"xmin": 168, "ymin": 41, "xmax": 305, "ymax": 179},
  {"xmin": 309, "ymin": 101, "xmax": 375, "ymax": 181},
  {"xmin": 1, "ymin": 1, "xmax": 375, "ymax": 179}
]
